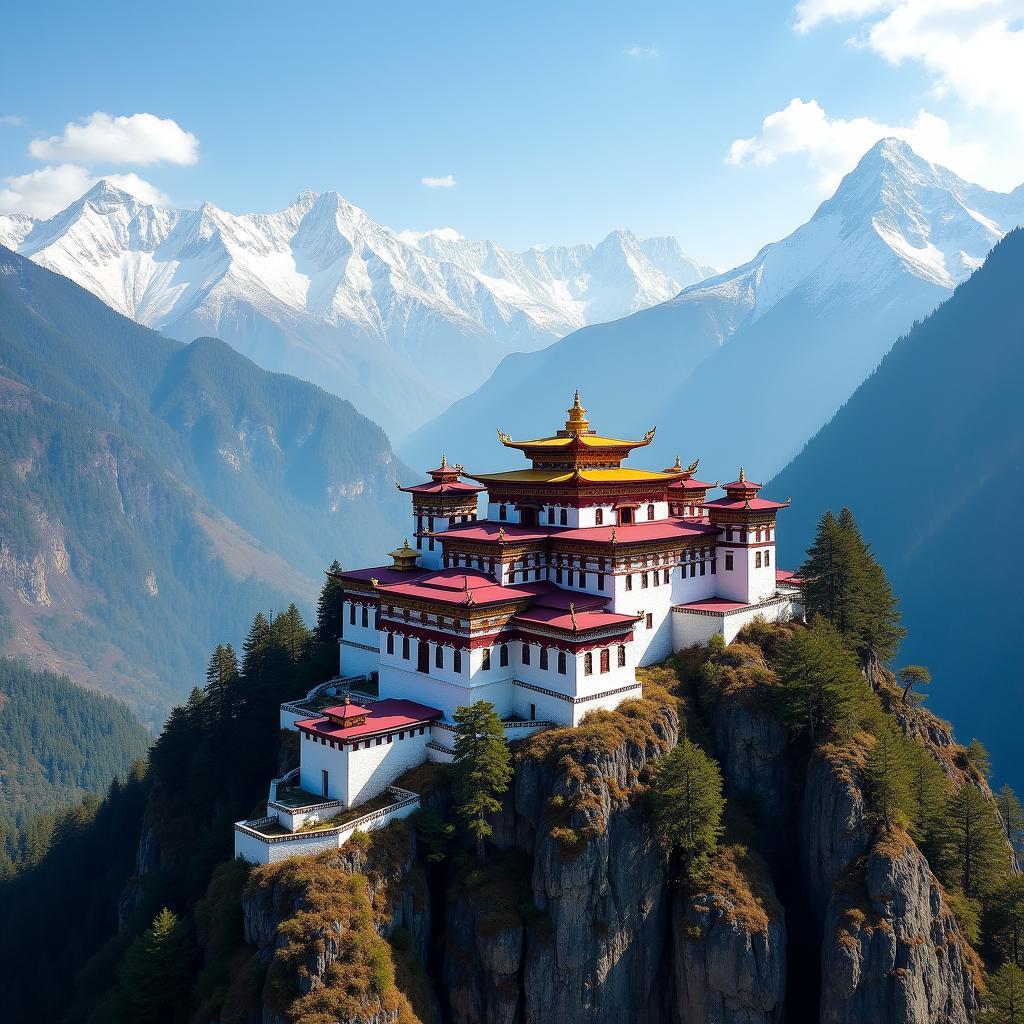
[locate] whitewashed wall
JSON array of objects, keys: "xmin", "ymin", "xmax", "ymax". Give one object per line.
[
  {"xmin": 346, "ymin": 728, "xmax": 431, "ymax": 805},
  {"xmin": 298, "ymin": 731, "xmax": 348, "ymax": 802}
]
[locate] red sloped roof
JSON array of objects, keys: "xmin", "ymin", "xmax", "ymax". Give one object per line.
[
  {"xmin": 556, "ymin": 518, "xmax": 719, "ymax": 545},
  {"xmin": 704, "ymin": 496, "xmax": 789, "ymax": 511},
  {"xmin": 296, "ymin": 698, "xmax": 443, "ymax": 740}
]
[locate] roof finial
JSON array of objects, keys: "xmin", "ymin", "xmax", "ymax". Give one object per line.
[
  {"xmin": 569, "ymin": 602, "xmax": 578, "ymax": 631},
  {"xmin": 497, "ymin": 525, "xmax": 505, "ymax": 541},
  {"xmin": 673, "ymin": 454, "xmax": 682, "ymax": 471},
  {"xmin": 739, "ymin": 466, "xmax": 746, "ymax": 483},
  {"xmin": 565, "ymin": 389, "xmax": 589, "ymax": 433},
  {"xmin": 440, "ymin": 452, "xmax": 447, "ymax": 469}
]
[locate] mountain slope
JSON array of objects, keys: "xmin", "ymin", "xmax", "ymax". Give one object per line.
[
  {"xmin": 0, "ymin": 246, "xmax": 409, "ymax": 723},
  {"xmin": 405, "ymin": 139, "xmax": 1024, "ymax": 478},
  {"xmin": 1, "ymin": 186, "xmax": 712, "ymax": 436},
  {"xmin": 0, "ymin": 658, "xmax": 149, "ymax": 848},
  {"xmin": 771, "ymin": 227, "xmax": 1024, "ymax": 788}
]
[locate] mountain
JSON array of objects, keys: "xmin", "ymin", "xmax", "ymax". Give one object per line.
[
  {"xmin": 0, "ymin": 658, "xmax": 149, "ymax": 865},
  {"xmin": 405, "ymin": 139, "xmax": 1024, "ymax": 479},
  {"xmin": 0, "ymin": 185, "xmax": 713, "ymax": 436},
  {"xmin": 772, "ymin": 226, "xmax": 1024, "ymax": 788},
  {"xmin": 0, "ymin": 245, "xmax": 409, "ymax": 724}
]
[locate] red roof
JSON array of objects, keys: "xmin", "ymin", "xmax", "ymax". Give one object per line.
[
  {"xmin": 322, "ymin": 701, "xmax": 370, "ymax": 722},
  {"xmin": 514, "ymin": 605, "xmax": 639, "ymax": 633},
  {"xmin": 556, "ymin": 517, "xmax": 719, "ymax": 545},
  {"xmin": 668, "ymin": 478, "xmax": 715, "ymax": 492},
  {"xmin": 776, "ymin": 569, "xmax": 806, "ymax": 586},
  {"xmin": 296, "ymin": 698, "xmax": 443, "ymax": 741},
  {"xmin": 441, "ymin": 521, "xmax": 553, "ymax": 543},
  {"xmin": 375, "ymin": 568, "xmax": 534, "ymax": 607},
  {"xmin": 704, "ymin": 496, "xmax": 789, "ymax": 512},
  {"xmin": 337, "ymin": 565, "xmax": 433, "ymax": 586},
  {"xmin": 722, "ymin": 478, "xmax": 761, "ymax": 491},
  {"xmin": 399, "ymin": 480, "xmax": 483, "ymax": 496}
]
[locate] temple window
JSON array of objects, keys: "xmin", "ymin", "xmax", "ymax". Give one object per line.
[
  {"xmin": 557, "ymin": 651, "xmax": 567, "ymax": 674},
  {"xmin": 626, "ymin": 574, "xmax": 633, "ymax": 591},
  {"xmin": 646, "ymin": 613, "xmax": 654, "ymax": 629},
  {"xmin": 711, "ymin": 558, "xmax": 717, "ymax": 575},
  {"xmin": 647, "ymin": 503, "xmax": 655, "ymax": 520},
  {"xmin": 373, "ymin": 609, "xmax": 379, "ymax": 629},
  {"xmin": 559, "ymin": 508, "xmax": 568, "ymax": 526},
  {"xmin": 349, "ymin": 603, "xmax": 356, "ymax": 625},
  {"xmin": 663, "ymin": 568, "xmax": 670, "ymax": 584},
  {"xmin": 522, "ymin": 643, "xmax": 531, "ymax": 665},
  {"xmin": 699, "ymin": 561, "xmax": 706, "ymax": 576},
  {"xmin": 595, "ymin": 508, "xmax": 604, "ymax": 525},
  {"xmin": 500, "ymin": 643, "xmax": 509, "ymax": 668},
  {"xmin": 556, "ymin": 567, "xmax": 563, "ymax": 584},
  {"xmin": 619, "ymin": 507, "xmax": 634, "ymax": 526},
  {"xmin": 584, "ymin": 652, "xmax": 593, "ymax": 675},
  {"xmin": 386, "ymin": 633, "xmax": 394, "ymax": 655},
  {"xmin": 540, "ymin": 648, "xmax": 549, "ymax": 670},
  {"xmin": 617, "ymin": 645, "xmax": 626, "ymax": 667},
  {"xmin": 726, "ymin": 526, "xmax": 734, "ymax": 542},
  {"xmin": 579, "ymin": 571, "xmax": 587, "ymax": 588},
  {"xmin": 641, "ymin": 573, "xmax": 648, "ymax": 589},
  {"xmin": 482, "ymin": 648, "xmax": 491, "ymax": 671},
  {"xmin": 597, "ymin": 572, "xmax": 605, "ymax": 591},
  {"xmin": 435, "ymin": 645, "xmax": 444, "ymax": 669},
  {"xmin": 417, "ymin": 641, "xmax": 429, "ymax": 674},
  {"xmin": 690, "ymin": 563, "xmax": 697, "ymax": 578},
  {"xmin": 755, "ymin": 551, "xmax": 762, "ymax": 568},
  {"xmin": 725, "ymin": 553, "xmax": 734, "ymax": 571},
  {"xmin": 402, "ymin": 636, "xmax": 410, "ymax": 659},
  {"xmin": 600, "ymin": 648, "xmax": 610, "ymax": 673},
  {"xmin": 499, "ymin": 504, "xmax": 507, "ymax": 521},
  {"xmin": 764, "ymin": 549, "xmax": 771, "ymax": 566},
  {"xmin": 454, "ymin": 649, "xmax": 462, "ymax": 673},
  {"xmin": 361, "ymin": 606, "xmax": 368, "ymax": 628}
]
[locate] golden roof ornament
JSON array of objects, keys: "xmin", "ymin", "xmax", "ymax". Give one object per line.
[
  {"xmin": 497, "ymin": 429, "xmax": 511, "ymax": 444},
  {"xmin": 672, "ymin": 455, "xmax": 682, "ymax": 471},
  {"xmin": 687, "ymin": 459, "xmax": 700, "ymax": 475},
  {"xmin": 610, "ymin": 526, "xmax": 617, "ymax": 544},
  {"xmin": 739, "ymin": 466, "xmax": 746, "ymax": 483},
  {"xmin": 370, "ymin": 577, "xmax": 380, "ymax": 588},
  {"xmin": 440, "ymin": 453, "xmax": 447, "ymax": 468},
  {"xmin": 497, "ymin": 526, "xmax": 505, "ymax": 541},
  {"xmin": 569, "ymin": 602, "xmax": 578, "ymax": 631},
  {"xmin": 564, "ymin": 389, "xmax": 589, "ymax": 434}
]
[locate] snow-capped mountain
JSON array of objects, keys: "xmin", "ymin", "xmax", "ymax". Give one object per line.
[
  {"xmin": 406, "ymin": 139, "xmax": 1024, "ymax": 478},
  {"xmin": 0, "ymin": 186, "xmax": 712, "ymax": 435}
]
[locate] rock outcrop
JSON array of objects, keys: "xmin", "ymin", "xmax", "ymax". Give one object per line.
[
  {"xmin": 821, "ymin": 835, "xmax": 983, "ymax": 1024},
  {"xmin": 672, "ymin": 846, "xmax": 787, "ymax": 1024}
]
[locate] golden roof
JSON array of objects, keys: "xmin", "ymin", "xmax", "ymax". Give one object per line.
[
  {"xmin": 497, "ymin": 391, "xmax": 655, "ymax": 452},
  {"xmin": 466, "ymin": 468, "xmax": 680, "ymax": 485}
]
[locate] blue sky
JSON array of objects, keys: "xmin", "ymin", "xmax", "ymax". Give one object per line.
[{"xmin": 2, "ymin": 0, "xmax": 1022, "ymax": 267}]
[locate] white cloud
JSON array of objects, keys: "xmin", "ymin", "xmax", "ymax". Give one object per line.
[
  {"xmin": 420, "ymin": 174, "xmax": 457, "ymax": 188},
  {"xmin": 624, "ymin": 45, "xmax": 660, "ymax": 58},
  {"xmin": 0, "ymin": 164, "xmax": 168, "ymax": 218},
  {"xmin": 394, "ymin": 226, "xmax": 464, "ymax": 248},
  {"xmin": 0, "ymin": 114, "xmax": 24, "ymax": 127},
  {"xmin": 726, "ymin": 98, "xmax": 989, "ymax": 192},
  {"xmin": 29, "ymin": 111, "xmax": 199, "ymax": 166},
  {"xmin": 792, "ymin": 1, "xmax": 1024, "ymax": 123}
]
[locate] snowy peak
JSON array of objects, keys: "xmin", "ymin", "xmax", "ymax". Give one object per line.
[{"xmin": 671, "ymin": 138, "xmax": 1024, "ymax": 330}]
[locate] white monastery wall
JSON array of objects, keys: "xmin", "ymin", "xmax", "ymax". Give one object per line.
[
  {"xmin": 345, "ymin": 727, "xmax": 431, "ymax": 806},
  {"xmin": 298, "ymin": 732, "xmax": 348, "ymax": 802}
]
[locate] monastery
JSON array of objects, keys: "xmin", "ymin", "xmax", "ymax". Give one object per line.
[{"xmin": 234, "ymin": 395, "xmax": 804, "ymax": 863}]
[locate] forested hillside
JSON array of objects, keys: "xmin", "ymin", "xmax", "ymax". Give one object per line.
[
  {"xmin": 0, "ymin": 658, "xmax": 150, "ymax": 869},
  {"xmin": 772, "ymin": 227, "xmax": 1024, "ymax": 789},
  {"xmin": 0, "ymin": 245, "xmax": 410, "ymax": 723}
]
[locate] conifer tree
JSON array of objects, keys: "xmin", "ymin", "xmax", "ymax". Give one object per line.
[
  {"xmin": 998, "ymin": 785, "xmax": 1024, "ymax": 851},
  {"xmin": 899, "ymin": 664, "xmax": 932, "ymax": 704},
  {"xmin": 451, "ymin": 701, "xmax": 512, "ymax": 861},
  {"xmin": 984, "ymin": 961, "xmax": 1024, "ymax": 1024},
  {"xmin": 203, "ymin": 643, "xmax": 240, "ymax": 726},
  {"xmin": 652, "ymin": 737, "xmax": 725, "ymax": 881},
  {"xmin": 109, "ymin": 907, "xmax": 193, "ymax": 1024},
  {"xmin": 314, "ymin": 560, "xmax": 345, "ymax": 648},
  {"xmin": 774, "ymin": 617, "xmax": 872, "ymax": 745},
  {"xmin": 968, "ymin": 739, "xmax": 993, "ymax": 781},
  {"xmin": 241, "ymin": 611, "xmax": 272, "ymax": 678},
  {"xmin": 865, "ymin": 721, "xmax": 913, "ymax": 832},
  {"xmin": 905, "ymin": 740, "xmax": 950, "ymax": 858},
  {"xmin": 943, "ymin": 783, "xmax": 1009, "ymax": 899},
  {"xmin": 988, "ymin": 878, "xmax": 1024, "ymax": 969},
  {"xmin": 800, "ymin": 510, "xmax": 845, "ymax": 624},
  {"xmin": 275, "ymin": 602, "xmax": 310, "ymax": 663}
]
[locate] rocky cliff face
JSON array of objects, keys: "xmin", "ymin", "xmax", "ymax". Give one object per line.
[{"xmin": 821, "ymin": 836, "xmax": 982, "ymax": 1024}]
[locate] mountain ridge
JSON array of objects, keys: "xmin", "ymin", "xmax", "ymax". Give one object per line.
[
  {"xmin": 404, "ymin": 138, "xmax": 1024, "ymax": 480},
  {"xmin": 0, "ymin": 186, "xmax": 714, "ymax": 436}
]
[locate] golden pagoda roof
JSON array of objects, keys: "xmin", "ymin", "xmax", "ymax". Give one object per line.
[
  {"xmin": 497, "ymin": 392, "xmax": 655, "ymax": 454},
  {"xmin": 465, "ymin": 467, "xmax": 681, "ymax": 486}
]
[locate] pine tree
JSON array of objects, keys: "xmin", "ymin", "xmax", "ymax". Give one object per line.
[
  {"xmin": 274, "ymin": 603, "xmax": 310, "ymax": 663},
  {"xmin": 652, "ymin": 737, "xmax": 725, "ymax": 881},
  {"xmin": 984, "ymin": 961, "xmax": 1024, "ymax": 1024},
  {"xmin": 241, "ymin": 611, "xmax": 272, "ymax": 678},
  {"xmin": 799, "ymin": 509, "xmax": 845, "ymax": 624},
  {"xmin": 968, "ymin": 739, "xmax": 993, "ymax": 781},
  {"xmin": 905, "ymin": 740, "xmax": 950, "ymax": 859},
  {"xmin": 109, "ymin": 907, "xmax": 193, "ymax": 1024},
  {"xmin": 998, "ymin": 785, "xmax": 1024, "ymax": 851},
  {"xmin": 943, "ymin": 783, "xmax": 1009, "ymax": 899},
  {"xmin": 203, "ymin": 643, "xmax": 240, "ymax": 726},
  {"xmin": 451, "ymin": 701, "xmax": 512, "ymax": 861},
  {"xmin": 899, "ymin": 664, "xmax": 932, "ymax": 704},
  {"xmin": 865, "ymin": 721, "xmax": 913, "ymax": 832},
  {"xmin": 315, "ymin": 560, "xmax": 345, "ymax": 648},
  {"xmin": 987, "ymin": 878, "xmax": 1024, "ymax": 969},
  {"xmin": 774, "ymin": 617, "xmax": 873, "ymax": 745}
]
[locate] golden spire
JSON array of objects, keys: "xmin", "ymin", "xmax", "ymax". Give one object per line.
[
  {"xmin": 673, "ymin": 455, "xmax": 682, "ymax": 471},
  {"xmin": 440, "ymin": 453, "xmax": 447, "ymax": 469},
  {"xmin": 739, "ymin": 467, "xmax": 746, "ymax": 483},
  {"xmin": 564, "ymin": 389, "xmax": 589, "ymax": 434}
]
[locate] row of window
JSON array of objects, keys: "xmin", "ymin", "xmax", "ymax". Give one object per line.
[
  {"xmin": 495, "ymin": 503, "xmax": 662, "ymax": 526},
  {"xmin": 384, "ymin": 634, "xmax": 630, "ymax": 677},
  {"xmin": 724, "ymin": 525, "xmax": 774, "ymax": 543}
]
